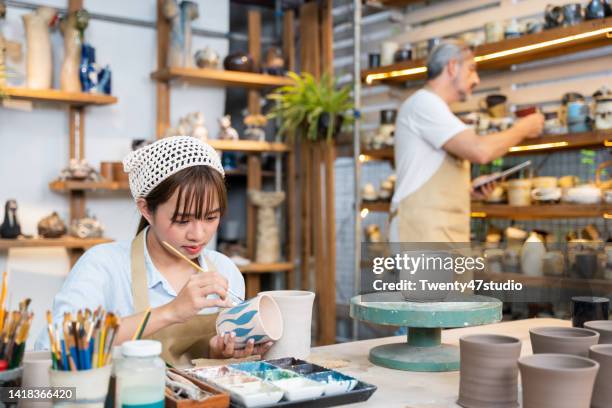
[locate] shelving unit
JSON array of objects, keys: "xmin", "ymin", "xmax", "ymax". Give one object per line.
[
  {"xmin": 4, "ymin": 87, "xmax": 117, "ymax": 106},
  {"xmin": 362, "ymin": 17, "xmax": 612, "ymax": 85},
  {"xmin": 0, "ymin": 237, "xmax": 112, "ymax": 250},
  {"xmin": 152, "ymin": 1, "xmax": 297, "ymax": 300},
  {"xmin": 49, "ymin": 180, "xmax": 129, "ymax": 192}
]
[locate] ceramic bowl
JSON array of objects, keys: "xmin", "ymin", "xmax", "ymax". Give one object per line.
[
  {"xmin": 584, "ymin": 321, "xmax": 612, "ymax": 344},
  {"xmin": 532, "ymin": 177, "xmax": 558, "ymax": 189},
  {"xmin": 563, "ymin": 185, "xmax": 601, "ymax": 204},
  {"xmin": 530, "ymin": 326, "xmax": 600, "ymax": 357},
  {"xmin": 216, "ymin": 294, "xmax": 284, "ymax": 348}
]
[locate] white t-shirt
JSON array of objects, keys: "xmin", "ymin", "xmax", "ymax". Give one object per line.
[{"xmin": 391, "ymin": 88, "xmax": 468, "ymax": 209}]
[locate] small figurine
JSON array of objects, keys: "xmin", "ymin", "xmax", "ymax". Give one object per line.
[
  {"xmin": 37, "ymin": 212, "xmax": 67, "ymax": 238},
  {"xmin": 243, "ymin": 114, "xmax": 267, "ymax": 142},
  {"xmin": 218, "ymin": 115, "xmax": 239, "ymax": 140},
  {"xmin": 1, "ymin": 199, "xmax": 21, "ymax": 239},
  {"xmin": 59, "ymin": 159, "xmax": 101, "ymax": 182},
  {"xmin": 186, "ymin": 111, "xmax": 208, "ymax": 142},
  {"xmin": 70, "ymin": 213, "xmax": 103, "ymax": 239}
]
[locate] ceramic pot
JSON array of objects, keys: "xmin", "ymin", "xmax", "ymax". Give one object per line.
[
  {"xmin": 586, "ymin": 0, "xmax": 608, "ymax": 19},
  {"xmin": 594, "ymin": 96, "xmax": 612, "ymax": 130},
  {"xmin": 520, "ymin": 232, "xmax": 546, "ymax": 277},
  {"xmin": 566, "ymin": 101, "xmax": 590, "ymax": 133},
  {"xmin": 248, "ymin": 190, "xmax": 285, "ymax": 264},
  {"xmin": 543, "ymin": 251, "xmax": 565, "ymax": 276},
  {"xmin": 507, "ymin": 179, "xmax": 532, "ymax": 206},
  {"xmin": 380, "ymin": 109, "xmax": 397, "ymax": 125},
  {"xmin": 260, "ymin": 291, "xmax": 315, "ymax": 360},
  {"xmin": 216, "ymin": 294, "xmax": 284, "ymax": 349},
  {"xmin": 458, "ymin": 334, "xmax": 521, "ymax": 408},
  {"xmin": 112, "ymin": 162, "xmax": 128, "ymax": 183},
  {"xmin": 518, "ymin": 353, "xmax": 599, "ymax": 408},
  {"xmin": 399, "ymin": 250, "xmax": 455, "ymax": 302},
  {"xmin": 571, "ymin": 296, "xmax": 609, "ymax": 328},
  {"xmin": 563, "ymin": 3, "xmax": 584, "ymax": 26},
  {"xmin": 37, "ymin": 212, "xmax": 67, "ymax": 238},
  {"xmin": 504, "ymin": 19, "xmax": 522, "ymax": 39},
  {"xmin": 485, "ymin": 21, "xmax": 505, "ymax": 43},
  {"xmin": 23, "ymin": 7, "xmax": 56, "ymax": 89},
  {"xmin": 381, "ymin": 41, "xmax": 398, "ymax": 66},
  {"xmin": 589, "ymin": 345, "xmax": 612, "ymax": 408},
  {"xmin": 530, "ymin": 326, "xmax": 600, "ymax": 356},
  {"xmin": 545, "ymin": 5, "xmax": 564, "ymax": 28},
  {"xmin": 368, "ymin": 53, "xmax": 381, "ymax": 68},
  {"xmin": 194, "ymin": 47, "xmax": 220, "ymax": 69},
  {"xmin": 223, "ymin": 52, "xmax": 255, "ymax": 72},
  {"xmin": 100, "ymin": 162, "xmax": 113, "ymax": 181},
  {"xmin": 585, "ymin": 321, "xmax": 612, "ymax": 344}
]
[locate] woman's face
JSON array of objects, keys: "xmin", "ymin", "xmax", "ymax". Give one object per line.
[{"xmin": 144, "ymin": 189, "xmax": 221, "ymax": 259}]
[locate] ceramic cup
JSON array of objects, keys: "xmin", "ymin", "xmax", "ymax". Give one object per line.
[
  {"xmin": 49, "ymin": 364, "xmax": 112, "ymax": 408},
  {"xmin": 572, "ymin": 296, "xmax": 609, "ymax": 328},
  {"xmin": 543, "ymin": 251, "xmax": 565, "ymax": 276},
  {"xmin": 589, "ymin": 344, "xmax": 612, "ymax": 408},
  {"xmin": 530, "ymin": 326, "xmax": 600, "ymax": 357},
  {"xmin": 112, "ymin": 162, "xmax": 129, "ymax": 183},
  {"xmin": 584, "ymin": 321, "xmax": 612, "ymax": 344},
  {"xmin": 380, "ymin": 41, "xmax": 398, "ymax": 66},
  {"xmin": 563, "ymin": 3, "xmax": 584, "ymax": 26},
  {"xmin": 21, "ymin": 351, "xmax": 52, "ymax": 408},
  {"xmin": 260, "ymin": 290, "xmax": 315, "ymax": 360},
  {"xmin": 368, "ymin": 53, "xmax": 381, "ymax": 68},
  {"xmin": 485, "ymin": 21, "xmax": 504, "ymax": 43},
  {"xmin": 216, "ymin": 294, "xmax": 284, "ymax": 348},
  {"xmin": 99, "ymin": 162, "xmax": 113, "ymax": 181},
  {"xmin": 458, "ymin": 334, "xmax": 522, "ymax": 408},
  {"xmin": 507, "ymin": 179, "xmax": 532, "ymax": 206},
  {"xmin": 518, "ymin": 353, "xmax": 599, "ymax": 408}
]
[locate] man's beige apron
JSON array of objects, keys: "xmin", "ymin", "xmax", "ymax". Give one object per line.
[
  {"xmin": 130, "ymin": 230, "xmax": 218, "ymax": 367},
  {"xmin": 394, "ymin": 153, "xmax": 470, "ymax": 242}
]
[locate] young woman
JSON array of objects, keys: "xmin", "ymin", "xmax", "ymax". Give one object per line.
[{"xmin": 36, "ymin": 136, "xmax": 271, "ymax": 365}]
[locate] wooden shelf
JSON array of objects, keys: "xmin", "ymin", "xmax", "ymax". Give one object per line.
[
  {"xmin": 362, "ymin": 17, "xmax": 612, "ymax": 85},
  {"xmin": 508, "ymin": 129, "xmax": 612, "ymax": 155},
  {"xmin": 471, "ymin": 203, "xmax": 612, "ymax": 220},
  {"xmin": 362, "ymin": 147, "xmax": 394, "ymax": 161},
  {"xmin": 49, "ymin": 180, "xmax": 129, "ymax": 192},
  {"xmin": 0, "ymin": 237, "xmax": 113, "ymax": 250},
  {"xmin": 238, "ymin": 262, "xmax": 294, "ymax": 274},
  {"xmin": 208, "ymin": 139, "xmax": 291, "ymax": 153},
  {"xmin": 225, "ymin": 169, "xmax": 275, "ymax": 178},
  {"xmin": 151, "ymin": 67, "xmax": 292, "ymax": 89},
  {"xmin": 474, "ymin": 271, "xmax": 612, "ymax": 293},
  {"xmin": 4, "ymin": 87, "xmax": 117, "ymax": 106},
  {"xmin": 361, "ymin": 201, "xmax": 391, "ymax": 212}
]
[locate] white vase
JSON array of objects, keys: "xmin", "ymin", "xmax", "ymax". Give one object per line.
[
  {"xmin": 261, "ymin": 290, "xmax": 315, "ymax": 360},
  {"xmin": 60, "ymin": 13, "xmax": 82, "ymax": 93},
  {"xmin": 22, "ymin": 7, "xmax": 56, "ymax": 89},
  {"xmin": 521, "ymin": 232, "xmax": 546, "ymax": 276}
]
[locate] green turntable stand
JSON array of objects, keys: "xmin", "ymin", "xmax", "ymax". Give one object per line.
[{"xmin": 350, "ymin": 293, "xmax": 502, "ymax": 372}]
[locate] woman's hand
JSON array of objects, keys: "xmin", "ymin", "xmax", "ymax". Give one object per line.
[
  {"xmin": 209, "ymin": 332, "xmax": 274, "ymax": 359},
  {"xmin": 471, "ymin": 175, "xmax": 497, "ymax": 200},
  {"xmin": 167, "ymin": 271, "xmax": 234, "ymax": 324}
]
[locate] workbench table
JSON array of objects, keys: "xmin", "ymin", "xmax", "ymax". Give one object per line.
[{"xmin": 310, "ymin": 318, "xmax": 571, "ymax": 408}]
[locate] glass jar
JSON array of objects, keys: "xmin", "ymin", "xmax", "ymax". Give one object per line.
[{"xmin": 115, "ymin": 340, "xmax": 165, "ymax": 408}]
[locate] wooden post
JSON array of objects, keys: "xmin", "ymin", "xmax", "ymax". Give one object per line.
[
  {"xmin": 248, "ymin": 10, "xmax": 261, "ymax": 115},
  {"xmin": 246, "ymin": 154, "xmax": 262, "ymax": 298},
  {"xmin": 156, "ymin": 0, "xmax": 170, "ymax": 138},
  {"xmin": 282, "ymin": 10, "xmax": 295, "ymax": 72},
  {"xmin": 320, "ymin": 0, "xmax": 334, "ymax": 76},
  {"xmin": 68, "ymin": 0, "xmax": 82, "ymax": 11},
  {"xmin": 299, "ymin": 3, "xmax": 321, "ymax": 80},
  {"xmin": 300, "ymin": 144, "xmax": 312, "ymax": 291},
  {"xmin": 286, "ymin": 146, "xmax": 296, "ymax": 290},
  {"xmin": 322, "ymin": 141, "xmax": 337, "ymax": 344}
]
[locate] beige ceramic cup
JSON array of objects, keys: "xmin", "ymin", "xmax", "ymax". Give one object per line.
[{"xmin": 507, "ymin": 179, "xmax": 532, "ymax": 206}]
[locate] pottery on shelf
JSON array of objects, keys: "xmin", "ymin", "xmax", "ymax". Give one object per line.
[
  {"xmin": 37, "ymin": 212, "xmax": 67, "ymax": 238},
  {"xmin": 248, "ymin": 190, "xmax": 285, "ymax": 264},
  {"xmin": 571, "ymin": 296, "xmax": 609, "ymax": 328},
  {"xmin": 507, "ymin": 179, "xmax": 532, "ymax": 206},
  {"xmin": 520, "ymin": 232, "xmax": 546, "ymax": 277},
  {"xmin": 0, "ymin": 200, "xmax": 21, "ymax": 239},
  {"xmin": 545, "ymin": 5, "xmax": 564, "ymax": 29},
  {"xmin": 484, "ymin": 21, "xmax": 504, "ymax": 43},
  {"xmin": 59, "ymin": 159, "xmax": 100, "ymax": 182},
  {"xmin": 223, "ymin": 52, "xmax": 255, "ymax": 72},
  {"xmin": 589, "ymin": 344, "xmax": 612, "ymax": 408},
  {"xmin": 518, "ymin": 353, "xmax": 599, "ymax": 408},
  {"xmin": 260, "ymin": 290, "xmax": 315, "ymax": 360},
  {"xmin": 216, "ymin": 294, "xmax": 283, "ymax": 349},
  {"xmin": 585, "ymin": 321, "xmax": 612, "ymax": 344},
  {"xmin": 380, "ymin": 41, "xmax": 398, "ymax": 66},
  {"xmin": 563, "ymin": 3, "xmax": 584, "ymax": 26},
  {"xmin": 262, "ymin": 47, "xmax": 285, "ymax": 76},
  {"xmin": 217, "ymin": 115, "xmax": 239, "ymax": 140},
  {"xmin": 60, "ymin": 10, "xmax": 84, "ymax": 92},
  {"xmin": 362, "ymin": 183, "xmax": 378, "ymax": 201},
  {"xmin": 393, "ymin": 48, "xmax": 411, "ymax": 63},
  {"xmin": 563, "ymin": 184, "xmax": 601, "ymax": 204},
  {"xmin": 194, "ymin": 47, "xmax": 220, "ymax": 69},
  {"xmin": 69, "ymin": 214, "xmax": 103, "ymax": 239},
  {"xmin": 22, "ymin": 6, "xmax": 57, "ymax": 89},
  {"xmin": 586, "ymin": 0, "xmax": 609, "ymax": 19},
  {"xmin": 529, "ymin": 326, "xmax": 600, "ymax": 357},
  {"xmin": 164, "ymin": 0, "xmax": 198, "ymax": 68},
  {"xmin": 458, "ymin": 334, "xmax": 521, "ymax": 408},
  {"xmin": 368, "ymin": 53, "xmax": 381, "ymax": 68},
  {"xmin": 593, "ymin": 86, "xmax": 612, "ymax": 130}
]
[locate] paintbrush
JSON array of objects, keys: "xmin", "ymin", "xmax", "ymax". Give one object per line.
[
  {"xmin": 104, "ymin": 315, "xmax": 120, "ymax": 366},
  {"xmin": 132, "ymin": 308, "xmax": 151, "ymax": 341},
  {"xmin": 161, "ymin": 241, "xmax": 244, "ymax": 303},
  {"xmin": 0, "ymin": 272, "xmax": 7, "ymax": 333}
]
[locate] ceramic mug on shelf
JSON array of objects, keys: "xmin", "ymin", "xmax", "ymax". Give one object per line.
[
  {"xmin": 380, "ymin": 41, "xmax": 399, "ymax": 66},
  {"xmin": 484, "ymin": 21, "xmax": 504, "ymax": 43}
]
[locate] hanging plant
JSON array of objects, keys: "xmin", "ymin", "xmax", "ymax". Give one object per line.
[{"xmin": 267, "ymin": 71, "xmax": 353, "ymax": 142}]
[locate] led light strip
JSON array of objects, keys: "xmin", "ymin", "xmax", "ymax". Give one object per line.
[
  {"xmin": 365, "ymin": 26, "xmax": 611, "ymax": 84},
  {"xmin": 470, "ymin": 212, "xmax": 487, "ymax": 218},
  {"xmin": 509, "ymin": 141, "xmax": 569, "ymax": 152}
]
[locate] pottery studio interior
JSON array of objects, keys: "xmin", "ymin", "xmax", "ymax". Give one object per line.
[{"xmin": 0, "ymin": 0, "xmax": 612, "ymax": 407}]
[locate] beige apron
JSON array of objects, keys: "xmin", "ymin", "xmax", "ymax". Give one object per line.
[
  {"xmin": 130, "ymin": 230, "xmax": 218, "ymax": 367},
  {"xmin": 394, "ymin": 153, "xmax": 470, "ymax": 242}
]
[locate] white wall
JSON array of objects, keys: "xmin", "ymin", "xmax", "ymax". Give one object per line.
[{"xmin": 0, "ymin": 0, "xmax": 229, "ymax": 342}]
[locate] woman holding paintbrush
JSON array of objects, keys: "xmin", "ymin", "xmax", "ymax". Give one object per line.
[{"xmin": 36, "ymin": 136, "xmax": 272, "ymax": 366}]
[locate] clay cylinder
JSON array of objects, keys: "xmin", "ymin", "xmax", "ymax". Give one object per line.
[
  {"xmin": 518, "ymin": 354, "xmax": 599, "ymax": 408},
  {"xmin": 589, "ymin": 344, "xmax": 612, "ymax": 408},
  {"xmin": 112, "ymin": 162, "xmax": 129, "ymax": 183},
  {"xmin": 458, "ymin": 334, "xmax": 521, "ymax": 408},
  {"xmin": 260, "ymin": 290, "xmax": 315, "ymax": 360},
  {"xmin": 584, "ymin": 321, "xmax": 612, "ymax": 344},
  {"xmin": 100, "ymin": 162, "xmax": 113, "ymax": 181},
  {"xmin": 530, "ymin": 326, "xmax": 600, "ymax": 357}
]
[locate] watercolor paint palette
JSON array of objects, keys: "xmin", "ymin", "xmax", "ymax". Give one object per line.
[{"xmin": 184, "ymin": 358, "xmax": 376, "ymax": 408}]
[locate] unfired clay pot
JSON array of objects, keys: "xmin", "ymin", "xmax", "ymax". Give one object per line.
[
  {"xmin": 22, "ymin": 7, "xmax": 56, "ymax": 89},
  {"xmin": 518, "ymin": 353, "xmax": 599, "ymax": 408},
  {"xmin": 584, "ymin": 320, "xmax": 612, "ymax": 344},
  {"xmin": 589, "ymin": 344, "xmax": 612, "ymax": 408},
  {"xmin": 458, "ymin": 334, "xmax": 521, "ymax": 408},
  {"xmin": 216, "ymin": 294, "xmax": 283, "ymax": 349},
  {"xmin": 260, "ymin": 290, "xmax": 315, "ymax": 360},
  {"xmin": 529, "ymin": 326, "xmax": 600, "ymax": 357}
]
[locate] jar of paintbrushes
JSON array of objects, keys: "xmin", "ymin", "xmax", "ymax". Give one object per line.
[
  {"xmin": 0, "ymin": 271, "xmax": 34, "ymax": 390},
  {"xmin": 47, "ymin": 307, "xmax": 120, "ymax": 408}
]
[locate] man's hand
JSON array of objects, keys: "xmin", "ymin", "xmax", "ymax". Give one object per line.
[
  {"xmin": 471, "ymin": 175, "xmax": 497, "ymax": 200},
  {"xmin": 513, "ymin": 113, "xmax": 544, "ymax": 139},
  {"xmin": 209, "ymin": 332, "xmax": 274, "ymax": 359}
]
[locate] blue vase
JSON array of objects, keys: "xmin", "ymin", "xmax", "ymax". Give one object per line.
[
  {"xmin": 80, "ymin": 44, "xmax": 97, "ymax": 92},
  {"xmin": 567, "ymin": 102, "xmax": 590, "ymax": 133}
]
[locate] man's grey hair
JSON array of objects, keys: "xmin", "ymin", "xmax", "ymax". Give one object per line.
[{"xmin": 426, "ymin": 39, "xmax": 473, "ymax": 80}]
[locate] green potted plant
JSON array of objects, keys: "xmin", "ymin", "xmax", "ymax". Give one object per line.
[{"xmin": 267, "ymin": 72, "xmax": 353, "ymax": 142}]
